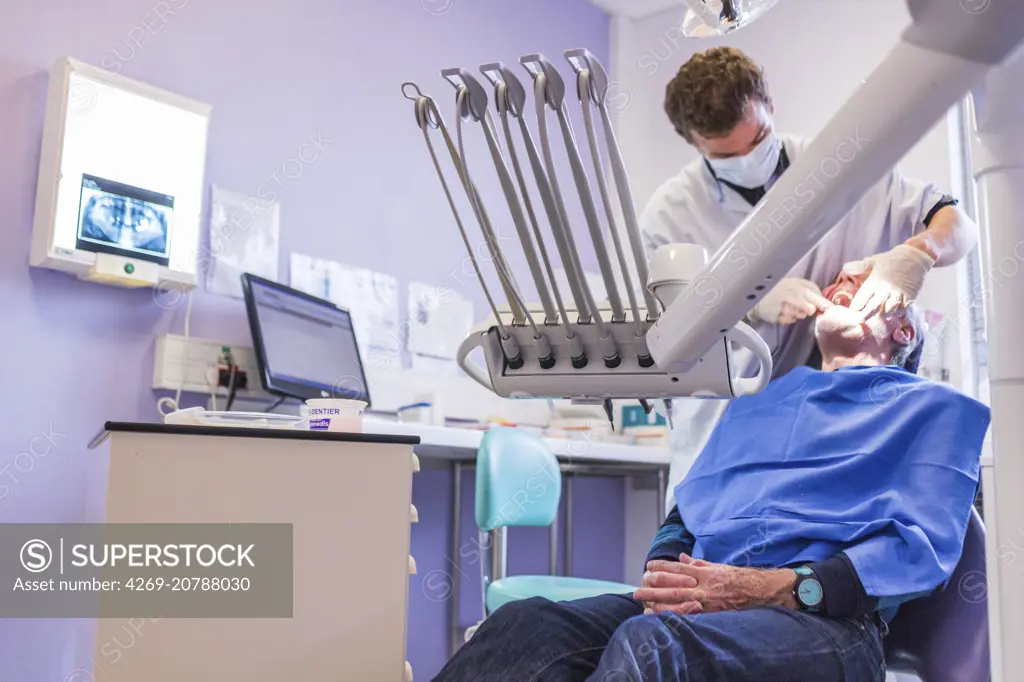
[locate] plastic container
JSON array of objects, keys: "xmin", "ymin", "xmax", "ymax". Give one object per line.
[
  {"xmin": 302, "ymin": 399, "xmax": 367, "ymax": 433},
  {"xmin": 164, "ymin": 407, "xmax": 307, "ymax": 430}
]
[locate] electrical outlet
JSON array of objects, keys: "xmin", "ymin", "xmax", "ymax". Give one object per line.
[
  {"xmin": 218, "ymin": 367, "xmax": 249, "ymax": 390},
  {"xmin": 153, "ymin": 334, "xmax": 267, "ymax": 399}
]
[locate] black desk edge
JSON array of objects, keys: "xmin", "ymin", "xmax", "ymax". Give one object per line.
[{"xmin": 89, "ymin": 421, "xmax": 421, "ymax": 450}]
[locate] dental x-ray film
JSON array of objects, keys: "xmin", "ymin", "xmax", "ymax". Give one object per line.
[{"xmin": 76, "ymin": 174, "xmax": 174, "ymax": 266}]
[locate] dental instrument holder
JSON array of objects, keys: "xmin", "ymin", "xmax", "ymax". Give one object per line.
[
  {"xmin": 520, "ymin": 53, "xmax": 622, "ymax": 369},
  {"xmin": 479, "ymin": 61, "xmax": 587, "ymax": 369},
  {"xmin": 564, "ymin": 47, "xmax": 656, "ymax": 368},
  {"xmin": 480, "ymin": 61, "xmax": 560, "ymax": 324},
  {"xmin": 480, "ymin": 62, "xmax": 527, "ymax": 118},
  {"xmin": 563, "ymin": 50, "xmax": 660, "ymax": 319},
  {"xmin": 441, "ymin": 68, "xmax": 540, "ymax": 371},
  {"xmin": 457, "ymin": 244, "xmax": 772, "ymax": 400},
  {"xmin": 404, "ymin": 80, "xmax": 529, "ymax": 372},
  {"xmin": 416, "ymin": 53, "xmax": 773, "ymax": 400},
  {"xmin": 443, "ymin": 68, "xmax": 559, "ymax": 334},
  {"xmin": 440, "ymin": 71, "xmax": 528, "ymax": 326},
  {"xmin": 489, "ymin": 61, "xmax": 592, "ymax": 329},
  {"xmin": 479, "ymin": 65, "xmax": 559, "ymax": 326}
]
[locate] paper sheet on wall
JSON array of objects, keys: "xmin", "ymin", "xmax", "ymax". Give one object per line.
[
  {"xmin": 289, "ymin": 252, "xmax": 334, "ymax": 301},
  {"xmin": 289, "ymin": 253, "xmax": 401, "ymax": 357},
  {"xmin": 207, "ymin": 186, "xmax": 280, "ymax": 298},
  {"xmin": 407, "ymin": 282, "xmax": 474, "ymax": 360}
]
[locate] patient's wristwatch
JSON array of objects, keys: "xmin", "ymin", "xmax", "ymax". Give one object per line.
[{"xmin": 792, "ymin": 566, "xmax": 824, "ymax": 613}]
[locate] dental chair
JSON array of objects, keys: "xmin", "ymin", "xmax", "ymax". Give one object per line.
[
  {"xmin": 473, "ymin": 425, "xmax": 990, "ymax": 679},
  {"xmin": 472, "ymin": 427, "xmax": 636, "ymax": 623},
  {"xmin": 883, "ymin": 507, "xmax": 989, "ymax": 682}
]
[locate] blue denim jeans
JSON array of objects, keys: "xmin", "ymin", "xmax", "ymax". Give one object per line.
[{"xmin": 431, "ymin": 594, "xmax": 885, "ymax": 682}]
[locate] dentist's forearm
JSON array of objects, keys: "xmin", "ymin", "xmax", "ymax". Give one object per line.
[{"xmin": 906, "ymin": 205, "xmax": 979, "ymax": 267}]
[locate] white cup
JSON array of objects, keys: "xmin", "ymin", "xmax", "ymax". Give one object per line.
[
  {"xmin": 647, "ymin": 243, "xmax": 708, "ymax": 309},
  {"xmin": 303, "ymin": 399, "xmax": 367, "ymax": 433}
]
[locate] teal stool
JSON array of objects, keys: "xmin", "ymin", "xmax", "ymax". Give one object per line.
[{"xmin": 474, "ymin": 427, "xmax": 637, "ymax": 618}]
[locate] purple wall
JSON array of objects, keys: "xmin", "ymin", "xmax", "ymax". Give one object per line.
[{"xmin": 0, "ymin": 1, "xmax": 619, "ymax": 680}]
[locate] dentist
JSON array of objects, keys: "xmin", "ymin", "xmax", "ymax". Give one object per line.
[{"xmin": 641, "ymin": 47, "xmax": 979, "ymax": 513}]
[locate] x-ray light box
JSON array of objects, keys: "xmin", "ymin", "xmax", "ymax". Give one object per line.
[{"xmin": 30, "ymin": 57, "xmax": 211, "ymax": 288}]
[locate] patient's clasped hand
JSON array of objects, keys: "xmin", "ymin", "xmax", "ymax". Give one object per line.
[{"xmin": 431, "ymin": 271, "xmax": 991, "ymax": 682}]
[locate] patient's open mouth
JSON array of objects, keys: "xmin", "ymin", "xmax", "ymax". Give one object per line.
[
  {"xmin": 828, "ymin": 288, "xmax": 854, "ymax": 306},
  {"xmin": 822, "ymin": 273, "xmax": 863, "ymax": 308}
]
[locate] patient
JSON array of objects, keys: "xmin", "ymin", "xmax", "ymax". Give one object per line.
[{"xmin": 431, "ymin": 269, "xmax": 990, "ymax": 682}]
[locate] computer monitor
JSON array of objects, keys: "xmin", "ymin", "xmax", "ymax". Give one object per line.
[{"xmin": 241, "ymin": 273, "xmax": 371, "ymax": 405}]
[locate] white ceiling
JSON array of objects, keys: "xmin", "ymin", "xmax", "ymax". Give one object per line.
[{"xmin": 587, "ymin": 0, "xmax": 686, "ymax": 19}]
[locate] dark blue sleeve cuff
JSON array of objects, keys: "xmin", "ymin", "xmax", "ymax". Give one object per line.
[
  {"xmin": 644, "ymin": 506, "xmax": 697, "ymax": 570},
  {"xmin": 807, "ymin": 553, "xmax": 877, "ymax": 618}
]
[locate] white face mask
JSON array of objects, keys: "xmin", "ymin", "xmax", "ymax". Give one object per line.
[{"xmin": 706, "ymin": 130, "xmax": 782, "ymax": 189}]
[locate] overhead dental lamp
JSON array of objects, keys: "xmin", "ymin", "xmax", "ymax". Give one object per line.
[{"xmin": 680, "ymin": 0, "xmax": 780, "ymax": 37}]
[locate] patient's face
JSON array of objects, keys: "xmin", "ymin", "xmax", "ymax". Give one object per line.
[{"xmin": 815, "ymin": 270, "xmax": 910, "ymax": 359}]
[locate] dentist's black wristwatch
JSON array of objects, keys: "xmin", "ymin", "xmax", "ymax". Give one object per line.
[{"xmin": 793, "ymin": 565, "xmax": 825, "ymax": 613}]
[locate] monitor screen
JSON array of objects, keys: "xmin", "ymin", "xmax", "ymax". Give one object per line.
[
  {"xmin": 76, "ymin": 174, "xmax": 174, "ymax": 266},
  {"xmin": 242, "ymin": 274, "xmax": 370, "ymax": 404}
]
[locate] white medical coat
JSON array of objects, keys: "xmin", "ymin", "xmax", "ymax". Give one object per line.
[{"xmin": 641, "ymin": 133, "xmax": 949, "ymax": 514}]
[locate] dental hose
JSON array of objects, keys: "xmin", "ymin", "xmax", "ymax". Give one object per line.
[
  {"xmin": 534, "ymin": 73, "xmax": 619, "ymax": 368},
  {"xmin": 455, "ymin": 88, "xmax": 549, "ymax": 369},
  {"xmin": 577, "ymin": 68, "xmax": 652, "ymax": 368},
  {"xmin": 411, "ymin": 90, "xmax": 524, "ymax": 369},
  {"xmin": 496, "ymin": 81, "xmax": 573, "ymax": 371}
]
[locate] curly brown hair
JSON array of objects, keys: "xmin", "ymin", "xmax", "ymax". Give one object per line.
[{"xmin": 664, "ymin": 47, "xmax": 771, "ymax": 143}]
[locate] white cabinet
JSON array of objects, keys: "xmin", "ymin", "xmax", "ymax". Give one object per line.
[{"xmin": 90, "ymin": 424, "xmax": 420, "ymax": 682}]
